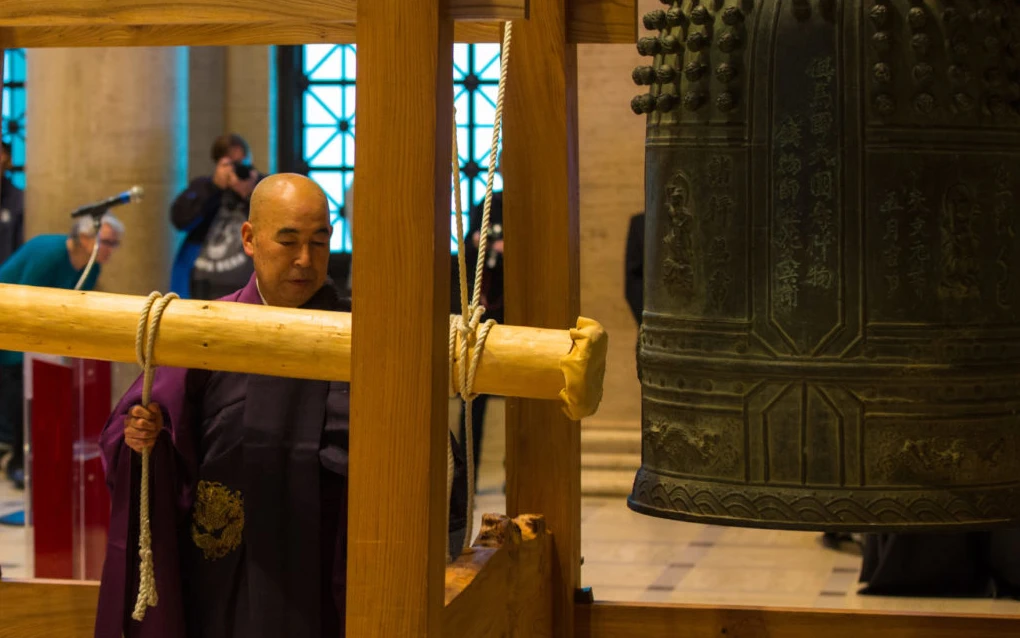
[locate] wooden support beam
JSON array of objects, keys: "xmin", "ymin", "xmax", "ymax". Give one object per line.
[
  {"xmin": 0, "ymin": 22, "xmax": 504, "ymax": 47},
  {"xmin": 0, "ymin": 0, "xmax": 527, "ymax": 26},
  {"xmin": 7, "ymin": 578, "xmax": 1019, "ymax": 637},
  {"xmin": 443, "ymin": 514, "xmax": 553, "ymax": 637},
  {"xmin": 502, "ymin": 1, "xmax": 582, "ymax": 636},
  {"xmin": 576, "ymin": 601, "xmax": 1020, "ymax": 638},
  {"xmin": 0, "ymin": 1, "xmax": 634, "ymax": 46},
  {"xmin": 567, "ymin": 0, "xmax": 635, "ymax": 44},
  {"xmin": 0, "ymin": 283, "xmax": 604, "ymax": 406},
  {"xmin": 1, "ymin": 515, "xmax": 552, "ymax": 637},
  {"xmin": 0, "ymin": 579, "xmax": 101, "ymax": 638},
  {"xmin": 346, "ymin": 0, "xmax": 451, "ymax": 635},
  {"xmin": 0, "ymin": 22, "xmax": 360, "ymax": 47}
]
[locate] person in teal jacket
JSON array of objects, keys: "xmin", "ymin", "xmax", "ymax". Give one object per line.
[{"xmin": 0, "ymin": 214, "xmax": 124, "ymax": 489}]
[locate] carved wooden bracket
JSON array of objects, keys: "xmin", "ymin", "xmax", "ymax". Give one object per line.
[{"xmin": 444, "ymin": 513, "xmax": 553, "ymax": 637}]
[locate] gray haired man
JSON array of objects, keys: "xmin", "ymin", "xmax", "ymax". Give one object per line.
[{"xmin": 0, "ymin": 213, "xmax": 124, "ymax": 489}]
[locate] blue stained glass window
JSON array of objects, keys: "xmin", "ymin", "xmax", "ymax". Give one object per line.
[
  {"xmin": 297, "ymin": 44, "xmax": 502, "ymax": 253},
  {"xmin": 2, "ymin": 49, "xmax": 27, "ymax": 189}
]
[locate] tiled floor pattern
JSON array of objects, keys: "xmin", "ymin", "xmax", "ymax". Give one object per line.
[
  {"xmin": 3, "ymin": 398, "xmax": 1019, "ymax": 617},
  {"xmin": 0, "ymin": 484, "xmax": 30, "ymax": 579},
  {"xmin": 467, "ymin": 400, "xmax": 1020, "ymax": 615}
]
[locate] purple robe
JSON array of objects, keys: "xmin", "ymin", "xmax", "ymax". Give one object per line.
[{"xmin": 95, "ymin": 275, "xmax": 352, "ymax": 638}]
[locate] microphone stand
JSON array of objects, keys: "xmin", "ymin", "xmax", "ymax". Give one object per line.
[{"xmin": 73, "ymin": 210, "xmax": 105, "ymax": 291}]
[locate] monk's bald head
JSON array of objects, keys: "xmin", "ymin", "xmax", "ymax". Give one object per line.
[
  {"xmin": 249, "ymin": 173, "xmax": 329, "ymax": 232},
  {"xmin": 241, "ymin": 173, "xmax": 333, "ymax": 307}
]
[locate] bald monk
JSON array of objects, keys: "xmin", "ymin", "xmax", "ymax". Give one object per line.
[{"xmin": 95, "ymin": 174, "xmax": 468, "ymax": 638}]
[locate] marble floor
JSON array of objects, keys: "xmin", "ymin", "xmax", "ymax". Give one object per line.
[
  {"xmin": 0, "ymin": 480, "xmax": 29, "ymax": 579},
  {"xmin": 3, "ymin": 398, "xmax": 1020, "ymax": 618},
  {"xmin": 467, "ymin": 400, "xmax": 1020, "ymax": 616}
]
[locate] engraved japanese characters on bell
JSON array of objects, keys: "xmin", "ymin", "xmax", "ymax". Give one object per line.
[
  {"xmin": 940, "ymin": 183, "xmax": 982, "ymax": 301},
  {"xmin": 773, "ymin": 114, "xmax": 805, "ymax": 314},
  {"xmin": 907, "ymin": 195, "xmax": 930, "ymax": 299},
  {"xmin": 805, "ymin": 57, "xmax": 839, "ymax": 293},
  {"xmin": 877, "ymin": 165, "xmax": 1019, "ymax": 305},
  {"xmin": 879, "ymin": 175, "xmax": 932, "ymax": 300},
  {"xmin": 708, "ymin": 238, "xmax": 733, "ymax": 311},
  {"xmin": 879, "ymin": 190, "xmax": 904, "ymax": 296},
  {"xmin": 992, "ymin": 166, "xmax": 1014, "ymax": 309},
  {"xmin": 660, "ymin": 155, "xmax": 741, "ymax": 311},
  {"xmin": 706, "ymin": 155, "xmax": 735, "ymax": 311},
  {"xmin": 771, "ymin": 56, "xmax": 842, "ymax": 314}
]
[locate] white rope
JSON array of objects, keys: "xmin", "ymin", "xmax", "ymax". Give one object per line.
[
  {"xmin": 448, "ymin": 21, "xmax": 513, "ymax": 555},
  {"xmin": 73, "ymin": 222, "xmax": 102, "ymax": 291},
  {"xmin": 131, "ymin": 291, "xmax": 177, "ymax": 621}
]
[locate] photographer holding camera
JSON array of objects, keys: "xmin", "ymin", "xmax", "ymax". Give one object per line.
[{"xmin": 170, "ymin": 133, "xmax": 262, "ymax": 300}]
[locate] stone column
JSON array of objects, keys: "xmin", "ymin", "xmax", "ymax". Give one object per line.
[
  {"xmin": 25, "ymin": 47, "xmax": 189, "ymax": 396},
  {"xmin": 575, "ymin": 5, "xmax": 658, "ymax": 494},
  {"xmin": 188, "ymin": 47, "xmax": 227, "ymax": 181},
  {"xmin": 225, "ymin": 46, "xmax": 277, "ymax": 174}
]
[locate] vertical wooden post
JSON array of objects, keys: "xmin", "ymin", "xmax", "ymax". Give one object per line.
[
  {"xmin": 502, "ymin": 1, "xmax": 582, "ymax": 636},
  {"xmin": 348, "ymin": 3, "xmax": 453, "ymax": 637}
]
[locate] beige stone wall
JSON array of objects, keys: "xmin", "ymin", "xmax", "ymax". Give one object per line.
[
  {"xmin": 577, "ymin": 6, "xmax": 653, "ymax": 430},
  {"xmin": 225, "ymin": 46, "xmax": 277, "ymax": 174},
  {"xmin": 187, "ymin": 46, "xmax": 276, "ymax": 179},
  {"xmin": 188, "ymin": 47, "xmax": 227, "ymax": 181}
]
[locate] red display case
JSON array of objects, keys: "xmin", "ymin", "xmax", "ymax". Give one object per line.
[{"xmin": 24, "ymin": 354, "xmax": 111, "ymax": 580}]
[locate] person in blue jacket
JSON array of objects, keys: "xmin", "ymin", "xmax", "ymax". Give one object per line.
[{"xmin": 0, "ymin": 214, "xmax": 124, "ymax": 488}]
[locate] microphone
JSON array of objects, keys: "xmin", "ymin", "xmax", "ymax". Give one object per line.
[{"xmin": 70, "ymin": 185, "xmax": 144, "ymax": 218}]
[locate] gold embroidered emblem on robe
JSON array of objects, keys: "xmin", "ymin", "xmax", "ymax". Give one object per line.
[{"xmin": 191, "ymin": 480, "xmax": 244, "ymax": 560}]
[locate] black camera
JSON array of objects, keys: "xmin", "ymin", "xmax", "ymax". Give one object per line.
[{"xmin": 232, "ymin": 160, "xmax": 253, "ymax": 181}]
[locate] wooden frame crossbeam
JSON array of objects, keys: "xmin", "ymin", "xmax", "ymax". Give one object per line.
[
  {"xmin": 0, "ymin": 0, "xmax": 527, "ymax": 26},
  {"xmin": 576, "ymin": 602, "xmax": 1020, "ymax": 638},
  {"xmin": 7, "ymin": 581, "xmax": 1019, "ymax": 638},
  {"xmin": 2, "ymin": 580, "xmax": 101, "ymax": 637},
  {"xmin": 0, "ymin": 0, "xmax": 635, "ymax": 46},
  {"xmin": 0, "ymin": 22, "xmax": 506, "ymax": 48}
]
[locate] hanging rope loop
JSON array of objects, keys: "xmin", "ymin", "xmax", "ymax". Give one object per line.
[
  {"xmin": 447, "ymin": 21, "xmax": 514, "ymax": 559},
  {"xmin": 131, "ymin": 290, "xmax": 177, "ymax": 622}
]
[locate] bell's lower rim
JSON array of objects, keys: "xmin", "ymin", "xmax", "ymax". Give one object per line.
[{"xmin": 628, "ymin": 468, "xmax": 1020, "ymax": 534}]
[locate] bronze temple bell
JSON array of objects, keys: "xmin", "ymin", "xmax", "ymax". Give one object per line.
[{"xmin": 628, "ymin": 0, "xmax": 1020, "ymax": 532}]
